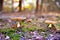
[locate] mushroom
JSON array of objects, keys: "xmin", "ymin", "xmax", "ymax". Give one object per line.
[
  {"xmin": 11, "ymin": 17, "xmax": 26, "ymax": 28},
  {"xmin": 45, "ymin": 20, "xmax": 57, "ymax": 32}
]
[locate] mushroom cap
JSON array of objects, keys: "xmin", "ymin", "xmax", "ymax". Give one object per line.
[
  {"xmin": 45, "ymin": 20, "xmax": 57, "ymax": 24},
  {"xmin": 11, "ymin": 17, "xmax": 26, "ymax": 21}
]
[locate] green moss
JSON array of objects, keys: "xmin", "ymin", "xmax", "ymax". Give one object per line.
[{"xmin": 10, "ymin": 34, "xmax": 20, "ymax": 40}]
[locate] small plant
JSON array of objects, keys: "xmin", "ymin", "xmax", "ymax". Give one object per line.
[
  {"xmin": 54, "ymin": 23, "xmax": 60, "ymax": 30},
  {"xmin": 0, "ymin": 28, "xmax": 20, "ymax": 40}
]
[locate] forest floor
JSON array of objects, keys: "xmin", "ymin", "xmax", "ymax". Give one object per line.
[
  {"xmin": 0, "ymin": 11, "xmax": 60, "ymax": 18},
  {"xmin": 0, "ymin": 12, "xmax": 60, "ymax": 40},
  {"xmin": 0, "ymin": 11, "xmax": 60, "ymax": 20},
  {"xmin": 0, "ymin": 11, "xmax": 60, "ymax": 22}
]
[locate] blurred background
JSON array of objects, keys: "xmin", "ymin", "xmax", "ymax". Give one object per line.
[{"xmin": 0, "ymin": 0, "xmax": 60, "ymax": 13}]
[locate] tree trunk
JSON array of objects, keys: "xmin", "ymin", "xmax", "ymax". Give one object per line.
[
  {"xmin": 19, "ymin": 0, "xmax": 22, "ymax": 12},
  {"xmin": 40, "ymin": 0, "xmax": 44, "ymax": 13},
  {"xmin": 12, "ymin": 0, "xmax": 14, "ymax": 12},
  {"xmin": 0, "ymin": 0, "xmax": 3, "ymax": 11},
  {"xmin": 36, "ymin": 0, "xmax": 39, "ymax": 12},
  {"xmin": 46, "ymin": 0, "xmax": 59, "ymax": 12}
]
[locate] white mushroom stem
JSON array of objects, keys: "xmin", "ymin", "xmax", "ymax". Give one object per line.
[{"xmin": 17, "ymin": 22, "xmax": 21, "ymax": 27}]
